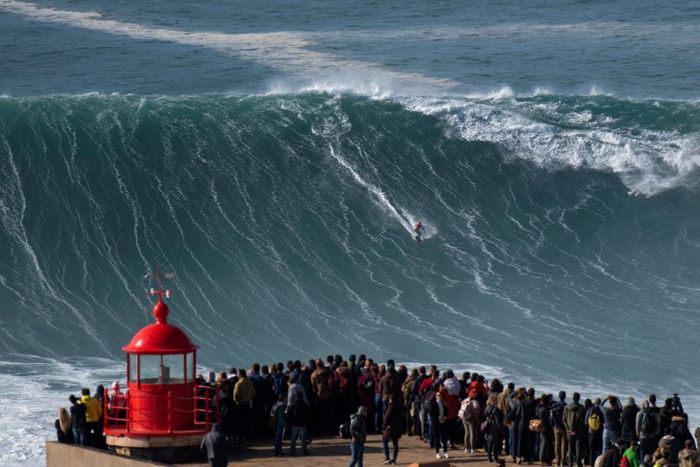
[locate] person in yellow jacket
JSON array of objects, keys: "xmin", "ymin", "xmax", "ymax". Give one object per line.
[
  {"xmin": 81, "ymin": 388, "xmax": 102, "ymax": 447},
  {"xmin": 234, "ymin": 370, "xmax": 256, "ymax": 441}
]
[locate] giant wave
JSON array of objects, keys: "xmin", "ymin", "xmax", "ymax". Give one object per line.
[{"xmin": 0, "ymin": 91, "xmax": 698, "ymax": 464}]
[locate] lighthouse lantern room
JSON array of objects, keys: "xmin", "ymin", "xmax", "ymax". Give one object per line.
[{"xmin": 104, "ymin": 278, "xmax": 218, "ymax": 462}]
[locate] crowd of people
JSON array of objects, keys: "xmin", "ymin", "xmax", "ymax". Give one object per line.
[{"xmin": 55, "ymin": 355, "xmax": 700, "ymax": 467}]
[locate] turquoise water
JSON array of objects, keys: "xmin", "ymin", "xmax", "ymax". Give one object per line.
[{"xmin": 0, "ymin": 1, "xmax": 699, "ymax": 464}]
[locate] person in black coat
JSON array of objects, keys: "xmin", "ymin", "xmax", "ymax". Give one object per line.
[
  {"xmin": 382, "ymin": 395, "xmax": 406, "ymax": 464},
  {"xmin": 536, "ymin": 394, "xmax": 553, "ymax": 464},
  {"xmin": 621, "ymin": 398, "xmax": 640, "ymax": 448},
  {"xmin": 665, "ymin": 415, "xmax": 694, "ymax": 448},
  {"xmin": 68, "ymin": 395, "xmax": 87, "ymax": 446},
  {"xmin": 429, "ymin": 391, "xmax": 450, "ymax": 459},
  {"xmin": 200, "ymin": 423, "xmax": 228, "ymax": 467},
  {"xmin": 514, "ymin": 388, "xmax": 536, "ymax": 464},
  {"xmin": 484, "ymin": 395, "xmax": 505, "ymax": 463}
]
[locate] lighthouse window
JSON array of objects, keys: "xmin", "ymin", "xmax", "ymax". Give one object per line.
[
  {"xmin": 162, "ymin": 354, "xmax": 185, "ymax": 384},
  {"xmin": 138, "ymin": 355, "xmax": 161, "ymax": 383},
  {"xmin": 187, "ymin": 352, "xmax": 195, "ymax": 381},
  {"xmin": 129, "ymin": 354, "xmax": 138, "ymax": 382}
]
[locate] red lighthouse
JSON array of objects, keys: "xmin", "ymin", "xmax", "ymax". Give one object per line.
[{"xmin": 104, "ymin": 280, "xmax": 217, "ymax": 462}]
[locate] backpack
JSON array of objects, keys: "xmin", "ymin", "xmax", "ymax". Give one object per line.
[
  {"xmin": 569, "ymin": 404, "xmax": 583, "ymax": 431},
  {"xmin": 529, "ymin": 419, "xmax": 545, "ymax": 433},
  {"xmin": 551, "ymin": 402, "xmax": 564, "ymax": 428},
  {"xmin": 464, "ymin": 401, "xmax": 477, "ymax": 421},
  {"xmin": 588, "ymin": 410, "xmax": 602, "ymax": 432},
  {"xmin": 640, "ymin": 411, "xmax": 656, "ymax": 435},
  {"xmin": 339, "ymin": 420, "xmax": 351, "ymax": 439}
]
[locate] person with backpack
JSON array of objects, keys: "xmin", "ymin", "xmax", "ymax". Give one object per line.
[
  {"xmin": 622, "ymin": 398, "xmax": 640, "ymax": 448},
  {"xmin": 349, "ymin": 406, "xmax": 368, "ymax": 467},
  {"xmin": 514, "ymin": 388, "xmax": 536, "ymax": 464},
  {"xmin": 586, "ymin": 398, "xmax": 605, "ymax": 466},
  {"xmin": 286, "ymin": 374, "xmax": 310, "ymax": 456},
  {"xmin": 461, "ymin": 396, "xmax": 481, "ymax": 454},
  {"xmin": 637, "ymin": 401, "xmax": 661, "ymax": 461},
  {"xmin": 484, "ymin": 394, "xmax": 505, "ymax": 463},
  {"xmin": 552, "ymin": 391, "xmax": 568, "ymax": 467},
  {"xmin": 563, "ymin": 392, "xmax": 586, "ymax": 467}
]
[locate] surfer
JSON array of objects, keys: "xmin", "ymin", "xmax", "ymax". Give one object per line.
[{"xmin": 414, "ymin": 221, "xmax": 425, "ymax": 242}]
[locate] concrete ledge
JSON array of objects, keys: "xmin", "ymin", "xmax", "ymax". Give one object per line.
[
  {"xmin": 46, "ymin": 442, "xmax": 167, "ymax": 467},
  {"xmin": 107, "ymin": 434, "xmax": 203, "ymax": 448}
]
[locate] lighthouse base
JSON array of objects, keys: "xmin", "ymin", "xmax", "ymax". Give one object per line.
[{"xmin": 106, "ymin": 434, "xmax": 205, "ymax": 463}]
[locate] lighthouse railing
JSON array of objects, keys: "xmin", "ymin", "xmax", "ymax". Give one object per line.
[
  {"xmin": 193, "ymin": 384, "xmax": 219, "ymax": 429},
  {"xmin": 103, "ymin": 386, "xmax": 131, "ymax": 432}
]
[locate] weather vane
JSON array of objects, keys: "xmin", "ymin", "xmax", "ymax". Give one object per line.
[{"xmin": 143, "ymin": 265, "xmax": 175, "ymax": 299}]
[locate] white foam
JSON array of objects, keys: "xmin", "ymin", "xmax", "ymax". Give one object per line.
[
  {"xmin": 328, "ymin": 145, "xmax": 417, "ymax": 237},
  {"xmin": 400, "ymin": 96, "xmax": 700, "ymax": 195},
  {"xmin": 0, "ymin": 355, "xmax": 123, "ymax": 466},
  {"xmin": 0, "ymin": 1, "xmax": 458, "ymax": 96}
]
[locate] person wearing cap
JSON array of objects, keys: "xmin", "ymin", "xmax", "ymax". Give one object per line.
[{"xmin": 80, "ymin": 388, "xmax": 102, "ymax": 447}]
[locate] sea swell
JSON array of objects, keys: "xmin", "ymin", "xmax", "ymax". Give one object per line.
[{"xmin": 0, "ymin": 91, "xmax": 698, "ymax": 463}]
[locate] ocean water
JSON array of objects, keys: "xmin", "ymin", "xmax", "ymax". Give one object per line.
[{"xmin": 1, "ymin": 0, "xmax": 699, "ymax": 464}]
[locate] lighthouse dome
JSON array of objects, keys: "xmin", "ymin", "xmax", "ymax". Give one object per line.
[{"xmin": 122, "ymin": 299, "xmax": 198, "ymax": 354}]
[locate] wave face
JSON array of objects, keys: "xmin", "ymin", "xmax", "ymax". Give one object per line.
[{"xmin": 0, "ymin": 92, "xmax": 699, "ymax": 462}]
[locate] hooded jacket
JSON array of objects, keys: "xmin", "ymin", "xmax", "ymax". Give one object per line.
[
  {"xmin": 622, "ymin": 447, "xmax": 640, "ymax": 467},
  {"xmin": 200, "ymin": 424, "xmax": 227, "ymax": 462},
  {"xmin": 443, "ymin": 377, "xmax": 460, "ymax": 396},
  {"xmin": 350, "ymin": 409, "xmax": 367, "ymax": 444},
  {"xmin": 666, "ymin": 416, "xmax": 694, "ymax": 447},
  {"xmin": 636, "ymin": 402, "xmax": 660, "ymax": 439},
  {"xmin": 81, "ymin": 395, "xmax": 102, "ymax": 423}
]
